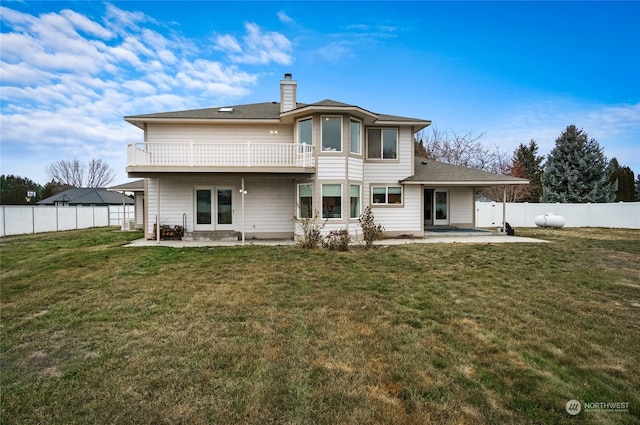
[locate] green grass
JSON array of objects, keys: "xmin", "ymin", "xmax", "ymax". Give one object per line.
[{"xmin": 1, "ymin": 227, "xmax": 639, "ymax": 424}]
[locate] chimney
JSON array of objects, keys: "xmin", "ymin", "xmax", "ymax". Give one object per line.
[{"xmin": 280, "ymin": 73, "xmax": 297, "ymax": 113}]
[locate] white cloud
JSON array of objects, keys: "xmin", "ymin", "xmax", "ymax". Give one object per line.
[
  {"xmin": 0, "ymin": 4, "xmax": 289, "ymax": 185},
  {"xmin": 277, "ymin": 11, "xmax": 294, "ymax": 24},
  {"xmin": 215, "ymin": 22, "xmax": 293, "ymax": 65}
]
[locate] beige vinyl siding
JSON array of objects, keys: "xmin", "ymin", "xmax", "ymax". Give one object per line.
[
  {"xmin": 449, "ymin": 186, "xmax": 474, "ymax": 225},
  {"xmin": 146, "ymin": 123, "xmax": 293, "ymax": 144},
  {"xmin": 241, "ymin": 177, "xmax": 294, "ymax": 235},
  {"xmin": 363, "ymin": 127, "xmax": 414, "ymax": 182},
  {"xmin": 146, "ymin": 175, "xmax": 294, "ymax": 237},
  {"xmin": 369, "ymin": 185, "xmax": 422, "ymax": 234},
  {"xmin": 317, "ymin": 156, "xmax": 347, "ymax": 179},
  {"xmin": 348, "ymin": 157, "xmax": 364, "ymax": 181},
  {"xmin": 135, "ymin": 194, "xmax": 144, "ymax": 226}
]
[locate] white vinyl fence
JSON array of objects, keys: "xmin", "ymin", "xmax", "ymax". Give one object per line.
[
  {"xmin": 476, "ymin": 201, "xmax": 640, "ymax": 229},
  {"xmin": 0, "ymin": 205, "xmax": 135, "ymax": 237}
]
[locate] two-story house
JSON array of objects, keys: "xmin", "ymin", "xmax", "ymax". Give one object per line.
[{"xmin": 125, "ymin": 74, "xmax": 526, "ymax": 241}]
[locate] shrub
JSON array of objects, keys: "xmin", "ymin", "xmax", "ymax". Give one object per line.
[
  {"xmin": 322, "ymin": 229, "xmax": 350, "ymax": 251},
  {"xmin": 293, "ymin": 211, "xmax": 326, "ymax": 249},
  {"xmin": 359, "ymin": 207, "xmax": 384, "ymax": 248}
]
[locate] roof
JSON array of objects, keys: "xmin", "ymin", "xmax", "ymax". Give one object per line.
[
  {"xmin": 38, "ymin": 188, "xmax": 134, "ymax": 205},
  {"xmin": 402, "ymin": 158, "xmax": 529, "ymax": 186},
  {"xmin": 107, "ymin": 180, "xmax": 144, "ymax": 192},
  {"xmin": 124, "ymin": 99, "xmax": 431, "ymax": 130}
]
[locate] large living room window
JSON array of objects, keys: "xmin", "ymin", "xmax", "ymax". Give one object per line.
[
  {"xmin": 367, "ymin": 128, "xmax": 398, "ymax": 159},
  {"xmin": 371, "ymin": 185, "xmax": 402, "ymax": 205},
  {"xmin": 297, "ymin": 118, "xmax": 313, "ymax": 146},
  {"xmin": 322, "ymin": 116, "xmax": 342, "ymax": 152},
  {"xmin": 322, "ymin": 184, "xmax": 342, "ymax": 219}
]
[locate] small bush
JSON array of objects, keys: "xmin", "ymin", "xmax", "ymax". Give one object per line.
[
  {"xmin": 322, "ymin": 229, "xmax": 350, "ymax": 251},
  {"xmin": 293, "ymin": 211, "xmax": 326, "ymax": 249},
  {"xmin": 359, "ymin": 207, "xmax": 384, "ymax": 248}
]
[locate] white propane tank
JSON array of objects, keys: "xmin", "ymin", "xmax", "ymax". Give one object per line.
[{"xmin": 534, "ymin": 212, "xmax": 566, "ymax": 228}]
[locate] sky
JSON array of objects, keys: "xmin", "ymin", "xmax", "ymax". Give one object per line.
[{"xmin": 1, "ymin": 1, "xmax": 639, "ymax": 187}]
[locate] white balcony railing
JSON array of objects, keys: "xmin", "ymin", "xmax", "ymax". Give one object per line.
[{"xmin": 127, "ymin": 142, "xmax": 315, "ymax": 169}]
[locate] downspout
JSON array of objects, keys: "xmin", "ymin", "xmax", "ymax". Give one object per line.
[
  {"xmin": 156, "ymin": 177, "xmax": 161, "ymax": 243},
  {"xmin": 240, "ymin": 177, "xmax": 246, "ymax": 244}
]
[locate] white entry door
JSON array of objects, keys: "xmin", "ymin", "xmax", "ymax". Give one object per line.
[
  {"xmin": 434, "ymin": 190, "xmax": 449, "ymax": 226},
  {"xmin": 194, "ymin": 187, "xmax": 233, "ymax": 231}
]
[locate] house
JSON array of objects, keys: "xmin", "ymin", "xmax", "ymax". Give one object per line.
[
  {"xmin": 38, "ymin": 187, "xmax": 134, "ymax": 207},
  {"xmin": 124, "ymin": 74, "xmax": 527, "ymax": 241}
]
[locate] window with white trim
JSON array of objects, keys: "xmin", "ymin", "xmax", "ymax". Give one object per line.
[
  {"xmin": 322, "ymin": 184, "xmax": 342, "ymax": 218},
  {"xmin": 350, "ymin": 185, "xmax": 361, "ymax": 218},
  {"xmin": 367, "ymin": 128, "xmax": 398, "ymax": 159},
  {"xmin": 297, "ymin": 117, "xmax": 313, "ymax": 146},
  {"xmin": 349, "ymin": 119, "xmax": 361, "ymax": 154},
  {"xmin": 321, "ymin": 116, "xmax": 342, "ymax": 152},
  {"xmin": 298, "ymin": 184, "xmax": 313, "ymax": 218},
  {"xmin": 371, "ymin": 186, "xmax": 402, "ymax": 205}
]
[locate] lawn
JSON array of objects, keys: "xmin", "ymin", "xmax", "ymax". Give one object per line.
[{"xmin": 1, "ymin": 227, "xmax": 639, "ymax": 424}]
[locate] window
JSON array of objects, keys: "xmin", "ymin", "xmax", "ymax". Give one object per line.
[
  {"xmin": 371, "ymin": 186, "xmax": 402, "ymax": 205},
  {"xmin": 298, "ymin": 184, "xmax": 313, "ymax": 218},
  {"xmin": 350, "ymin": 185, "xmax": 361, "ymax": 218},
  {"xmin": 350, "ymin": 119, "xmax": 361, "ymax": 154},
  {"xmin": 322, "ymin": 116, "xmax": 342, "ymax": 152},
  {"xmin": 367, "ymin": 128, "xmax": 398, "ymax": 159},
  {"xmin": 297, "ymin": 118, "xmax": 312, "ymax": 146},
  {"xmin": 322, "ymin": 184, "xmax": 342, "ymax": 219}
]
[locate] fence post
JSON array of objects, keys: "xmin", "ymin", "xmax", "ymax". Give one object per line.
[{"xmin": 32, "ymin": 206, "xmax": 35, "ymax": 234}]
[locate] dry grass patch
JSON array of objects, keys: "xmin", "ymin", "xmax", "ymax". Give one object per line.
[{"xmin": 1, "ymin": 227, "xmax": 639, "ymax": 424}]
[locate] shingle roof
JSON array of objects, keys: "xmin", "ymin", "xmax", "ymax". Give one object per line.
[
  {"xmin": 107, "ymin": 180, "xmax": 144, "ymax": 192},
  {"xmin": 125, "ymin": 102, "xmax": 306, "ymax": 120},
  {"xmin": 38, "ymin": 188, "xmax": 134, "ymax": 205},
  {"xmin": 124, "ymin": 99, "xmax": 430, "ymax": 126},
  {"xmin": 402, "ymin": 158, "xmax": 529, "ymax": 186}
]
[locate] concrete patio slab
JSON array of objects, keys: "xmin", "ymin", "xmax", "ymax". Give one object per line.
[{"xmin": 124, "ymin": 234, "xmax": 547, "ymax": 248}]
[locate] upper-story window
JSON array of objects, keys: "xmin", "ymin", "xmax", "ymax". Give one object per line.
[
  {"xmin": 349, "ymin": 119, "xmax": 362, "ymax": 155},
  {"xmin": 297, "ymin": 117, "xmax": 313, "ymax": 146},
  {"xmin": 321, "ymin": 116, "xmax": 342, "ymax": 152},
  {"xmin": 367, "ymin": 128, "xmax": 398, "ymax": 159}
]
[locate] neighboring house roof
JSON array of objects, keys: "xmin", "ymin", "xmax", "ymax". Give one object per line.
[
  {"xmin": 38, "ymin": 188, "xmax": 134, "ymax": 205},
  {"xmin": 402, "ymin": 158, "xmax": 529, "ymax": 187},
  {"xmin": 106, "ymin": 180, "xmax": 144, "ymax": 192},
  {"xmin": 124, "ymin": 99, "xmax": 431, "ymax": 130}
]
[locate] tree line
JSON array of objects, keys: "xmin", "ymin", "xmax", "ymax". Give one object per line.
[
  {"xmin": 416, "ymin": 124, "xmax": 639, "ymax": 203},
  {"xmin": 0, "ymin": 158, "xmax": 115, "ymax": 204}
]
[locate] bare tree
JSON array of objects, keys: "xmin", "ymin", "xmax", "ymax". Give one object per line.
[
  {"xmin": 415, "ymin": 126, "xmax": 528, "ymax": 201},
  {"xmin": 415, "ymin": 127, "xmax": 497, "ymax": 171},
  {"xmin": 86, "ymin": 159, "xmax": 116, "ymax": 188},
  {"xmin": 45, "ymin": 158, "xmax": 116, "ymax": 188}
]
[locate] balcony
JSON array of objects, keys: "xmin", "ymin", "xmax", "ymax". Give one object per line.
[{"xmin": 127, "ymin": 142, "xmax": 315, "ymax": 175}]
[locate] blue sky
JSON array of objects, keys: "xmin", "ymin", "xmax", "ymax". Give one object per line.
[{"xmin": 1, "ymin": 1, "xmax": 639, "ymax": 186}]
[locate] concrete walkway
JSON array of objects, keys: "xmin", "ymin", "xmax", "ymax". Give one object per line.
[{"xmin": 125, "ymin": 233, "xmax": 547, "ymax": 248}]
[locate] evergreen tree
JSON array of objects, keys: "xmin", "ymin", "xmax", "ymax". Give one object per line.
[
  {"xmin": 635, "ymin": 174, "xmax": 640, "ymax": 201},
  {"xmin": 512, "ymin": 140, "xmax": 544, "ymax": 202},
  {"xmin": 0, "ymin": 175, "xmax": 44, "ymax": 204},
  {"xmin": 541, "ymin": 125, "xmax": 616, "ymax": 203},
  {"xmin": 607, "ymin": 158, "xmax": 636, "ymax": 201}
]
